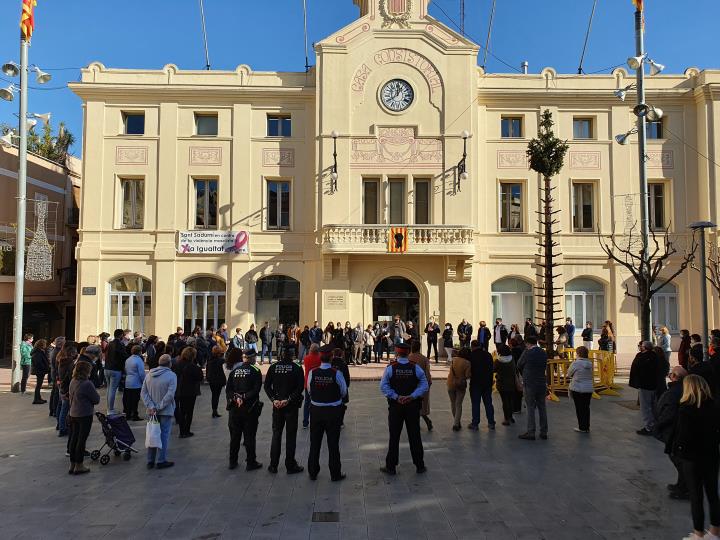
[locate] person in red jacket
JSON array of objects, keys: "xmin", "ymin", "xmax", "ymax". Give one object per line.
[{"xmin": 302, "ymin": 344, "xmax": 322, "ymax": 428}]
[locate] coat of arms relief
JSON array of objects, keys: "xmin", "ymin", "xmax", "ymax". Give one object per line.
[{"xmin": 379, "ymin": 0, "xmax": 412, "ymax": 29}]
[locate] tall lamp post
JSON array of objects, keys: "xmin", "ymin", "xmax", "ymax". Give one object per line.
[{"xmin": 689, "ymin": 221, "xmax": 716, "ymax": 361}]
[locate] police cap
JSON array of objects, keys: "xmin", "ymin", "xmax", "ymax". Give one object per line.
[
  {"xmin": 394, "ymin": 342, "xmax": 411, "ymax": 354},
  {"xmin": 319, "ymin": 344, "xmax": 334, "ymax": 361}
]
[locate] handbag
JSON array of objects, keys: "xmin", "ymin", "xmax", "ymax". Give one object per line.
[
  {"xmin": 515, "ymin": 372, "xmax": 524, "ymax": 392},
  {"xmin": 145, "ymin": 413, "xmax": 162, "ymax": 449}
]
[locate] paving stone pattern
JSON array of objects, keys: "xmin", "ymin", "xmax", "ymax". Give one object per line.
[{"xmin": 0, "ymin": 382, "xmax": 692, "ymax": 539}]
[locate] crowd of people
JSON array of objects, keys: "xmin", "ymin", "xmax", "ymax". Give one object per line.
[
  {"xmin": 16, "ymin": 315, "xmax": 720, "ymax": 539},
  {"xmin": 629, "ymin": 330, "xmax": 720, "ymax": 540}
]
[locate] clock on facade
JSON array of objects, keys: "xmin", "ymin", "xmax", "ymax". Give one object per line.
[{"xmin": 380, "ymin": 79, "xmax": 414, "ymax": 112}]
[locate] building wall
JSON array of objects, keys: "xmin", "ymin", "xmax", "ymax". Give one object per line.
[{"xmin": 70, "ymin": 0, "xmax": 720, "ymax": 350}]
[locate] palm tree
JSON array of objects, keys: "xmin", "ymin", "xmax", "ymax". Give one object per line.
[{"xmin": 0, "ymin": 120, "xmax": 75, "ymax": 167}]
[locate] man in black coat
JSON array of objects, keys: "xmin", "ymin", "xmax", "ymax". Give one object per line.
[
  {"xmin": 458, "ymin": 319, "xmax": 473, "ymax": 349},
  {"xmin": 476, "ymin": 321, "xmax": 491, "ymax": 352},
  {"xmin": 226, "ymin": 349, "xmax": 263, "ymax": 471},
  {"xmin": 629, "ymin": 341, "xmax": 660, "ymax": 435},
  {"xmin": 424, "ymin": 318, "xmax": 440, "ymax": 362},
  {"xmin": 105, "ymin": 329, "xmax": 129, "ymax": 414},
  {"xmin": 523, "ymin": 318, "xmax": 538, "ymax": 341},
  {"xmin": 654, "ymin": 366, "xmax": 689, "ymax": 499},
  {"xmin": 517, "ymin": 337, "xmax": 549, "ymax": 440},
  {"xmin": 493, "ymin": 318, "xmax": 509, "ymax": 349},
  {"xmin": 468, "ymin": 340, "xmax": 495, "ymax": 430},
  {"xmin": 263, "ymin": 348, "xmax": 305, "ymax": 474}
]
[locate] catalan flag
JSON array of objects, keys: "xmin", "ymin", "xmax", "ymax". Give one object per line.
[
  {"xmin": 20, "ymin": 0, "xmax": 37, "ymax": 42},
  {"xmin": 388, "ymin": 227, "xmax": 408, "ymax": 253},
  {"xmin": 631, "ymin": 0, "xmax": 643, "ymax": 11}
]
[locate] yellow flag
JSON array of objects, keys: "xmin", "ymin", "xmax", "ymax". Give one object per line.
[
  {"xmin": 20, "ymin": 0, "xmax": 37, "ymax": 41},
  {"xmin": 632, "ymin": 0, "xmax": 643, "ymax": 11}
]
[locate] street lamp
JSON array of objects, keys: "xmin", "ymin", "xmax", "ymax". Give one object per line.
[
  {"xmin": 689, "ymin": 220, "xmax": 716, "ymax": 361},
  {"xmin": 329, "ymin": 130, "xmax": 338, "ymax": 193},
  {"xmin": 455, "ymin": 130, "xmax": 470, "ymax": 192},
  {"xmin": 614, "ymin": 83, "xmax": 636, "ymax": 101},
  {"xmin": 0, "ymin": 84, "xmax": 16, "ymax": 101}
]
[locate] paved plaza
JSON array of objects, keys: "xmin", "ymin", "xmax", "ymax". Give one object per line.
[{"xmin": 0, "ymin": 377, "xmax": 692, "ymax": 540}]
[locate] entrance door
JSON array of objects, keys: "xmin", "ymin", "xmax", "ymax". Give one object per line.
[
  {"xmin": 255, "ymin": 276, "xmax": 300, "ymax": 329},
  {"xmin": 372, "ymin": 277, "xmax": 419, "ymax": 325}
]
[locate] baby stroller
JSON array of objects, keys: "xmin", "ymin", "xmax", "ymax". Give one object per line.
[{"xmin": 90, "ymin": 412, "xmax": 139, "ymax": 465}]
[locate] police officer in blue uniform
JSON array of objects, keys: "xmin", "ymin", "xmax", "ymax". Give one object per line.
[
  {"xmin": 263, "ymin": 347, "xmax": 305, "ymax": 474},
  {"xmin": 307, "ymin": 344, "xmax": 348, "ymax": 481},
  {"xmin": 380, "ymin": 341, "xmax": 429, "ymax": 475},
  {"xmin": 226, "ymin": 348, "xmax": 263, "ymax": 471}
]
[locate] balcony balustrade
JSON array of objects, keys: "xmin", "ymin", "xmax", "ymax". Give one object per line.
[{"xmin": 321, "ymin": 224, "xmax": 475, "ymax": 255}]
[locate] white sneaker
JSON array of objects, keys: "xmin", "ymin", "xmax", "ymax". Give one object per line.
[{"xmin": 682, "ymin": 533, "xmax": 705, "ymax": 540}]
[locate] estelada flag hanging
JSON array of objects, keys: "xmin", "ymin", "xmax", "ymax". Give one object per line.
[
  {"xmin": 388, "ymin": 227, "xmax": 408, "ymax": 253},
  {"xmin": 20, "ymin": 0, "xmax": 37, "ymax": 42}
]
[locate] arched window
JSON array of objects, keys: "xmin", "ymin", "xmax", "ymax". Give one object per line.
[
  {"xmin": 565, "ymin": 277, "xmax": 605, "ymax": 328},
  {"xmin": 652, "ymin": 282, "xmax": 679, "ymax": 332},
  {"xmin": 183, "ymin": 277, "xmax": 226, "ymax": 334},
  {"xmin": 491, "ymin": 278, "xmax": 534, "ymax": 325},
  {"xmin": 255, "ymin": 275, "xmax": 300, "ymax": 328},
  {"xmin": 109, "ymin": 275, "xmax": 151, "ymax": 332}
]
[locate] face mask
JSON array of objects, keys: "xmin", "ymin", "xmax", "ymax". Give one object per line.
[{"xmin": 446, "ymin": 326, "xmax": 451, "ymax": 330}]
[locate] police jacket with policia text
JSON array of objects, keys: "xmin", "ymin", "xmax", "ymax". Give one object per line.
[
  {"xmin": 380, "ymin": 358, "xmax": 429, "ymax": 404},
  {"xmin": 226, "ymin": 361, "xmax": 262, "ymax": 411},
  {"xmin": 307, "ymin": 363, "xmax": 348, "ymax": 406},
  {"xmin": 263, "ymin": 359, "xmax": 304, "ymax": 408}
]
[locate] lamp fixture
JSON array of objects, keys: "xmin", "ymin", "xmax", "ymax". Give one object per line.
[
  {"xmin": 34, "ymin": 66, "xmax": 51, "ymax": 84},
  {"xmin": 32, "ymin": 112, "xmax": 51, "ymax": 126},
  {"xmin": 455, "ymin": 131, "xmax": 470, "ymax": 193},
  {"xmin": 0, "ymin": 84, "xmax": 16, "ymax": 101},
  {"xmin": 1, "ymin": 61, "xmax": 19, "ymax": 77},
  {"xmin": 329, "ymin": 130, "xmax": 338, "ymax": 193},
  {"xmin": 614, "ymin": 127, "xmax": 638, "ymax": 145},
  {"xmin": 648, "ymin": 59, "xmax": 665, "ymax": 76},
  {"xmin": 0, "ymin": 130, "xmax": 16, "ymax": 148},
  {"xmin": 614, "ymin": 83, "xmax": 636, "ymax": 101},
  {"xmin": 626, "ymin": 54, "xmax": 664, "ymax": 76},
  {"xmin": 632, "ymin": 104, "xmax": 663, "ymax": 121},
  {"xmin": 626, "ymin": 54, "xmax": 645, "ymax": 70}
]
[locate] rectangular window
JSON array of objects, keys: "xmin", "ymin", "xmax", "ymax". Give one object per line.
[
  {"xmin": 123, "ymin": 112, "xmax": 145, "ymax": 135},
  {"xmin": 414, "ymin": 179, "xmax": 430, "ymax": 224},
  {"xmin": 573, "ymin": 117, "xmax": 593, "ymax": 139},
  {"xmin": 120, "ymin": 178, "xmax": 144, "ymax": 229},
  {"xmin": 500, "ymin": 183, "xmax": 523, "ymax": 232},
  {"xmin": 267, "ymin": 115, "xmax": 291, "ymax": 137},
  {"xmin": 195, "ymin": 114, "xmax": 218, "ymax": 136},
  {"xmin": 388, "ymin": 178, "xmax": 405, "ymax": 224},
  {"xmin": 649, "ymin": 183, "xmax": 665, "ymax": 230},
  {"xmin": 646, "ymin": 120, "xmax": 663, "ymax": 139},
  {"xmin": 267, "ymin": 180, "xmax": 290, "ymax": 229},
  {"xmin": 501, "ymin": 117, "xmax": 523, "ymax": 138},
  {"xmin": 363, "ymin": 179, "xmax": 379, "ymax": 224},
  {"xmin": 572, "ymin": 183, "xmax": 594, "ymax": 232},
  {"xmin": 194, "ymin": 179, "xmax": 218, "ymax": 229}
]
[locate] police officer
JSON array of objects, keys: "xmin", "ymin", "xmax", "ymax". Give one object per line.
[
  {"xmin": 307, "ymin": 344, "xmax": 348, "ymax": 481},
  {"xmin": 225, "ymin": 348, "xmax": 263, "ymax": 471},
  {"xmin": 379, "ymin": 341, "xmax": 429, "ymax": 475},
  {"xmin": 263, "ymin": 347, "xmax": 305, "ymax": 474}
]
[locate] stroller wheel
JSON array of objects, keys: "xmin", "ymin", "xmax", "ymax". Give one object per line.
[
  {"xmin": 114, "ymin": 450, "xmax": 121, "ymax": 457},
  {"xmin": 123, "ymin": 452, "xmax": 131, "ymax": 461},
  {"xmin": 100, "ymin": 454, "xmax": 110, "ymax": 465},
  {"xmin": 90, "ymin": 450, "xmax": 100, "ymax": 461}
]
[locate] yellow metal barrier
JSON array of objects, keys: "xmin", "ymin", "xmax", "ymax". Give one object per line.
[{"xmin": 547, "ymin": 349, "xmax": 622, "ymax": 401}]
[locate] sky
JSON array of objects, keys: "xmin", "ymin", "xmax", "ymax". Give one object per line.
[{"xmin": 0, "ymin": 0, "xmax": 717, "ymax": 156}]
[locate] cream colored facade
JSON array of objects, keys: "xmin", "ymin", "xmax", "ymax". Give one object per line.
[{"xmin": 70, "ymin": 0, "xmax": 720, "ymax": 350}]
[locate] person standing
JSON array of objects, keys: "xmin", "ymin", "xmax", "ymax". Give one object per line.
[
  {"xmin": 175, "ymin": 347, "xmax": 203, "ymax": 438},
  {"xmin": 408, "ymin": 340, "xmax": 433, "ymax": 431},
  {"xmin": 306, "ymin": 345, "xmax": 347, "ymax": 481},
  {"xmin": 30, "ymin": 339, "xmax": 50, "ymax": 404},
  {"xmin": 299, "ymin": 325, "xmax": 311, "ymax": 362},
  {"xmin": 494, "ymin": 344, "xmax": 517, "ymax": 426},
  {"xmin": 629, "ymin": 341, "xmax": 660, "ymax": 436},
  {"xmin": 678, "ymin": 329, "xmax": 691, "ymax": 370},
  {"xmin": 567, "ymin": 346, "xmax": 594, "ymax": 433},
  {"xmin": 673, "ymin": 375, "xmax": 720, "ymax": 540},
  {"xmin": 468, "ymin": 340, "xmax": 495, "ymax": 431},
  {"xmin": 259, "ymin": 322, "xmax": 272, "ymax": 365},
  {"xmin": 309, "ymin": 321, "xmax": 323, "ymax": 347},
  {"xmin": 206, "ymin": 345, "xmax": 227, "ymax": 418},
  {"xmin": 392, "ymin": 315, "xmax": 407, "ymax": 349},
  {"xmin": 67, "ymin": 360, "xmax": 100, "ymax": 475},
  {"xmin": 380, "ymin": 341, "xmax": 429, "ymax": 475},
  {"xmin": 655, "ymin": 366, "xmax": 689, "ymax": 500},
  {"xmin": 123, "ymin": 345, "xmax": 146, "ymax": 421},
  {"xmin": 226, "ymin": 348, "xmax": 264, "ymax": 471},
  {"xmin": 565, "ymin": 318, "xmax": 576, "ymax": 349},
  {"xmin": 493, "ymin": 318, "xmax": 509, "ymax": 350},
  {"xmin": 231, "ymin": 328, "xmax": 246, "ymax": 351},
  {"xmin": 476, "ymin": 321, "xmax": 491, "ymax": 352},
  {"xmin": 447, "ymin": 348, "xmax": 471, "ymax": 431},
  {"xmin": 406, "ymin": 321, "xmax": 418, "ymax": 343},
  {"xmin": 509, "ymin": 337, "xmax": 525, "ymax": 415},
  {"xmin": 352, "ymin": 323, "xmax": 365, "ymax": 366},
  {"xmin": 523, "ymin": 318, "xmax": 537, "ymax": 341},
  {"xmin": 331, "ymin": 348, "xmax": 351, "ymax": 428},
  {"xmin": 19, "ymin": 333, "xmax": 33, "ymax": 394},
  {"xmin": 517, "ymin": 337, "xmax": 549, "ymax": 441},
  {"xmin": 581, "ymin": 322, "xmax": 593, "ymax": 350},
  {"xmin": 274, "ymin": 324, "xmax": 286, "ymax": 363},
  {"xmin": 244, "ymin": 324, "xmax": 259, "ymax": 356},
  {"xmin": 141, "ymin": 354, "xmax": 177, "ymax": 470},
  {"xmin": 363, "ymin": 325, "xmax": 375, "ymax": 364},
  {"xmin": 442, "ymin": 323, "xmax": 454, "ymax": 363},
  {"xmin": 302, "ymin": 344, "xmax": 322, "ymax": 429},
  {"xmin": 424, "ymin": 317, "xmax": 440, "ymax": 362},
  {"xmin": 105, "ymin": 329, "xmax": 129, "ymax": 414},
  {"xmin": 659, "ymin": 326, "xmax": 672, "ymax": 366},
  {"xmin": 264, "ymin": 348, "xmax": 305, "ymax": 475},
  {"xmin": 458, "ymin": 319, "xmax": 473, "ymax": 349}
]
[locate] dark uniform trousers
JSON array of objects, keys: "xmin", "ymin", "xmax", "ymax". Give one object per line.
[
  {"xmin": 386, "ymin": 399, "xmax": 424, "ymax": 469},
  {"xmin": 228, "ymin": 406, "xmax": 260, "ymax": 464},
  {"xmin": 270, "ymin": 405, "xmax": 299, "ymax": 468},
  {"xmin": 308, "ymin": 405, "xmax": 342, "ymax": 478}
]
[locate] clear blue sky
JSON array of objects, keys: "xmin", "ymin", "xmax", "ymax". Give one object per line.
[{"xmin": 0, "ymin": 0, "xmax": 717, "ymax": 155}]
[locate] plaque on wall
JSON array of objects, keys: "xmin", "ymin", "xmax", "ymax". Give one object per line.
[
  {"xmin": 81, "ymin": 287, "xmax": 96, "ymax": 296},
  {"xmin": 324, "ymin": 292, "xmax": 348, "ymax": 310}
]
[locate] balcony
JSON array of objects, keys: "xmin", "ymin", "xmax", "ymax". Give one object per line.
[{"xmin": 321, "ymin": 225, "xmax": 475, "ymax": 255}]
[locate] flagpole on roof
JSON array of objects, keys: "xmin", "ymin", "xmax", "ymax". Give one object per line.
[
  {"xmin": 303, "ymin": 0, "xmax": 310, "ymax": 72},
  {"xmin": 199, "ymin": 0, "xmax": 211, "ymax": 70}
]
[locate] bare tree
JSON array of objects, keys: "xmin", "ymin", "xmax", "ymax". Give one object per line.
[
  {"xmin": 598, "ymin": 223, "xmax": 698, "ymax": 340},
  {"xmin": 527, "ymin": 110, "xmax": 569, "ymax": 358},
  {"xmin": 692, "ymin": 239, "xmax": 720, "ymax": 294}
]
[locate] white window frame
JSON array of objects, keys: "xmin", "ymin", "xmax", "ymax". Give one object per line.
[
  {"xmin": 652, "ymin": 289, "xmax": 679, "ymax": 332},
  {"xmin": 572, "ymin": 181, "xmax": 595, "ymax": 232},
  {"xmin": 183, "ymin": 291, "xmax": 226, "ymax": 333},
  {"xmin": 193, "ymin": 178, "xmax": 218, "ymax": 230},
  {"xmin": 565, "ymin": 291, "xmax": 605, "ymax": 329},
  {"xmin": 119, "ymin": 177, "xmax": 144, "ymax": 230},
  {"xmin": 265, "ymin": 178, "xmax": 292, "ymax": 230},
  {"xmin": 499, "ymin": 181, "xmax": 524, "ymax": 233}
]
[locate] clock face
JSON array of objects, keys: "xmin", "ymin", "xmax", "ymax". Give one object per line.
[{"xmin": 380, "ymin": 79, "xmax": 414, "ymax": 112}]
